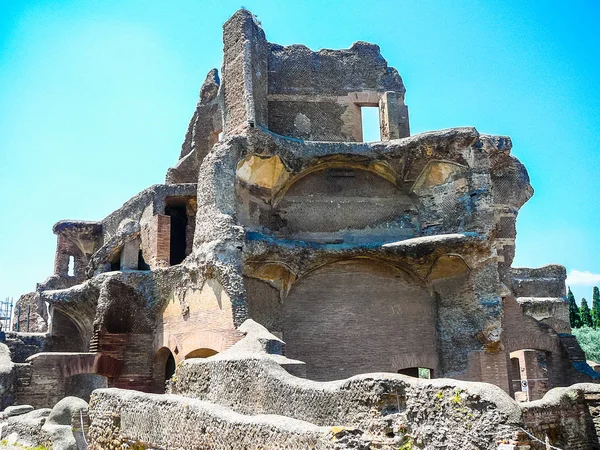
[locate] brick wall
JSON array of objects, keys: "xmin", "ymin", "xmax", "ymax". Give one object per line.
[
  {"xmin": 15, "ymin": 353, "xmax": 98, "ymax": 408},
  {"xmin": 154, "ymin": 278, "xmax": 243, "ymax": 385},
  {"xmin": 98, "ymin": 333, "xmax": 153, "ymax": 392},
  {"xmin": 283, "ymin": 260, "xmax": 439, "ymax": 380},
  {"xmin": 141, "ymin": 214, "xmax": 170, "ymax": 268}
]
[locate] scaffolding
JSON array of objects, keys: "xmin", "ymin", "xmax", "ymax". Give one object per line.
[{"xmin": 0, "ymin": 297, "xmax": 13, "ymax": 334}]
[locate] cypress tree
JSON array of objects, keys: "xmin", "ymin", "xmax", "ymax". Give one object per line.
[
  {"xmin": 593, "ymin": 286, "xmax": 600, "ymax": 329},
  {"xmin": 580, "ymin": 298, "xmax": 594, "ymax": 328},
  {"xmin": 568, "ymin": 287, "xmax": 582, "ymax": 328}
]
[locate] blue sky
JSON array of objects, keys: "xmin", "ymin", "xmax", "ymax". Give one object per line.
[{"xmin": 0, "ymin": 0, "xmax": 599, "ymax": 305}]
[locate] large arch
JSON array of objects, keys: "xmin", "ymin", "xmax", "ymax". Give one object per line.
[
  {"xmin": 283, "ymin": 259, "xmax": 438, "ymax": 381},
  {"xmin": 50, "ymin": 310, "xmax": 86, "ymax": 352},
  {"xmin": 236, "ymin": 158, "xmax": 420, "ymax": 244},
  {"xmin": 272, "ymin": 166, "xmax": 418, "ymax": 241}
]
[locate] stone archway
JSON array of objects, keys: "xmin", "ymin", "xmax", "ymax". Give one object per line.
[
  {"xmin": 153, "ymin": 347, "xmax": 177, "ymax": 393},
  {"xmin": 283, "ymin": 259, "xmax": 438, "ymax": 381}
]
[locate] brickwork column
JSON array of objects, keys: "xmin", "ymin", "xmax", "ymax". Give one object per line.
[
  {"xmin": 54, "ymin": 235, "xmax": 70, "ymax": 276},
  {"xmin": 141, "ymin": 215, "xmax": 171, "ymax": 269}
]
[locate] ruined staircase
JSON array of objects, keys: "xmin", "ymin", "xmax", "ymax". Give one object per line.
[{"xmin": 88, "ymin": 328, "xmax": 99, "ymax": 353}]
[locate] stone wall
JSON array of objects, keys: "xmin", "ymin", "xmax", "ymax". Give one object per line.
[
  {"xmin": 87, "ymin": 355, "xmax": 600, "ymax": 449},
  {"xmin": 15, "ymin": 353, "xmax": 100, "ymax": 408},
  {"xmin": 510, "ymin": 266, "xmax": 567, "ymax": 298},
  {"xmin": 520, "ymin": 384, "xmax": 600, "ymax": 449},
  {"xmin": 88, "ymin": 389, "xmax": 334, "ymax": 450},
  {"xmin": 12, "ymin": 293, "xmax": 46, "ymax": 333},
  {"xmin": 267, "ymin": 41, "xmax": 409, "ymax": 141},
  {"xmin": 4, "ymin": 332, "xmax": 48, "ymax": 362}
]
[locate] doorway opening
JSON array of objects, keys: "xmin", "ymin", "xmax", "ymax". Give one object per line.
[
  {"xmin": 165, "ymin": 351, "xmax": 176, "ymax": 381},
  {"xmin": 165, "ymin": 204, "xmax": 188, "ymax": 265},
  {"xmin": 509, "ymin": 349, "xmax": 550, "ymax": 401}
]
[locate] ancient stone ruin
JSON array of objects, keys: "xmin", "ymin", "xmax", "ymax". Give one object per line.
[{"xmin": 2, "ymin": 9, "xmax": 600, "ymax": 450}]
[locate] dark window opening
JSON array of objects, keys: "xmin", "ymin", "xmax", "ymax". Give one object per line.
[
  {"xmin": 110, "ymin": 251, "xmax": 121, "ymax": 271},
  {"xmin": 165, "ymin": 204, "xmax": 188, "ymax": 265},
  {"xmin": 138, "ymin": 250, "xmax": 150, "ymax": 270},
  {"xmin": 165, "ymin": 352, "xmax": 176, "ymax": 381},
  {"xmin": 360, "ymin": 106, "xmax": 381, "ymax": 142},
  {"xmin": 398, "ymin": 367, "xmax": 433, "ymax": 379}
]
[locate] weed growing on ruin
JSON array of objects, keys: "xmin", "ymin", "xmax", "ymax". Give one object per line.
[
  {"xmin": 398, "ymin": 437, "xmax": 414, "ymax": 449},
  {"xmin": 451, "ymin": 389, "xmax": 463, "ymax": 405},
  {"xmin": 435, "ymin": 391, "xmax": 444, "ymax": 400},
  {"xmin": 0, "ymin": 441, "xmax": 51, "ymax": 450}
]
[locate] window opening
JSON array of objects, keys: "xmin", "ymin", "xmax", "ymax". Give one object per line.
[
  {"xmin": 398, "ymin": 367, "xmax": 433, "ymax": 379},
  {"xmin": 67, "ymin": 256, "xmax": 75, "ymax": 277},
  {"xmin": 360, "ymin": 106, "xmax": 381, "ymax": 142}
]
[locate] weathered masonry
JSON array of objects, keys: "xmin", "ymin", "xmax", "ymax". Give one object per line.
[{"xmin": 4, "ymin": 9, "xmax": 600, "ymax": 449}]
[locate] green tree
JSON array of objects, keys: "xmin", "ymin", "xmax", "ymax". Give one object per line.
[
  {"xmin": 580, "ymin": 298, "xmax": 594, "ymax": 328},
  {"xmin": 573, "ymin": 326, "xmax": 600, "ymax": 363},
  {"xmin": 569, "ymin": 287, "xmax": 582, "ymax": 328},
  {"xmin": 593, "ymin": 286, "xmax": 600, "ymax": 329}
]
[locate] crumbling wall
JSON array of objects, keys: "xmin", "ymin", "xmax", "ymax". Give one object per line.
[
  {"xmin": 13, "ymin": 353, "xmax": 114, "ymax": 409},
  {"xmin": 88, "ymin": 389, "xmax": 334, "ymax": 450},
  {"xmin": 52, "ymin": 221, "xmax": 103, "ymax": 286},
  {"xmin": 4, "ymin": 332, "xmax": 48, "ymax": 362},
  {"xmin": 12, "ymin": 292, "xmax": 46, "ymax": 333},
  {"xmin": 268, "ymin": 41, "xmax": 409, "ymax": 141},
  {"xmin": 41, "ymin": 281, "xmax": 101, "ymax": 352},
  {"xmin": 90, "ymin": 184, "xmax": 196, "ymax": 274},
  {"xmin": 220, "ymin": 9, "xmax": 268, "ymax": 135},
  {"xmin": 520, "ymin": 384, "xmax": 600, "ymax": 449},
  {"xmin": 510, "ymin": 266, "xmax": 567, "ymax": 299},
  {"xmin": 89, "ymin": 352, "xmax": 600, "ymax": 449},
  {"xmin": 166, "ymin": 70, "xmax": 222, "ymax": 184}
]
